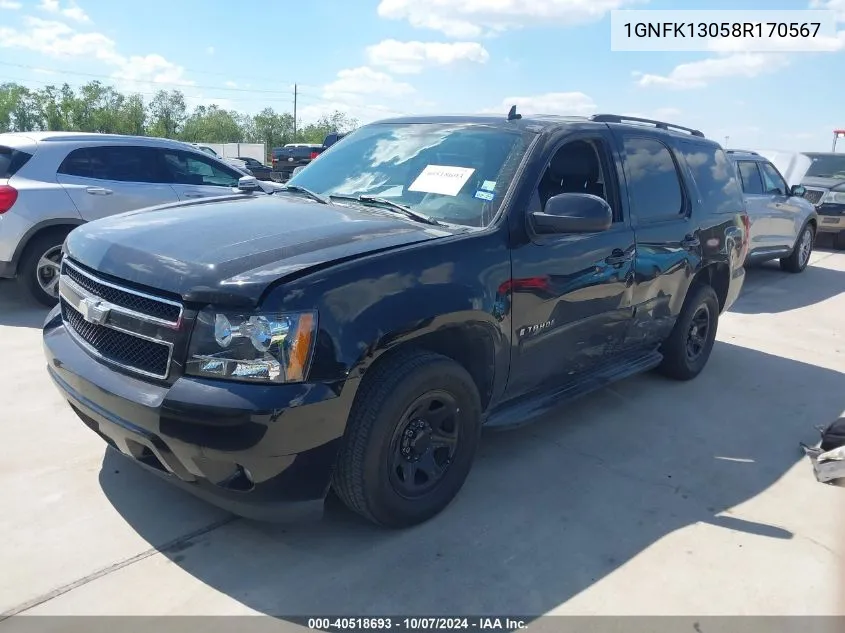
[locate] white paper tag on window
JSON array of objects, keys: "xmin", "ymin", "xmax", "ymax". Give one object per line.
[{"xmin": 408, "ymin": 165, "xmax": 475, "ymax": 197}]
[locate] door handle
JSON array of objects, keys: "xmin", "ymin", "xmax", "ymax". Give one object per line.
[
  {"xmin": 681, "ymin": 235, "xmax": 700, "ymax": 248},
  {"xmin": 605, "ymin": 249, "xmax": 633, "ymax": 265},
  {"xmin": 183, "ymin": 192, "xmax": 205, "ymax": 198},
  {"xmin": 85, "ymin": 187, "xmax": 112, "ymax": 195}
]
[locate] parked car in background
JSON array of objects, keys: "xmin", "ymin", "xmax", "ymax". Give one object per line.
[
  {"xmin": 42, "ymin": 112, "xmax": 748, "ymax": 528},
  {"xmin": 726, "ymin": 149, "xmax": 817, "ymax": 272},
  {"xmin": 190, "ymin": 143, "xmax": 249, "ymax": 172},
  {"xmin": 235, "ymin": 156, "xmax": 273, "ymax": 180},
  {"xmin": 799, "ymin": 152, "xmax": 845, "ymax": 249},
  {"xmin": 271, "ymin": 143, "xmax": 324, "ymax": 181},
  {"xmin": 0, "ymin": 132, "xmax": 274, "ymax": 306},
  {"xmin": 322, "ymin": 132, "xmax": 347, "ymax": 149}
]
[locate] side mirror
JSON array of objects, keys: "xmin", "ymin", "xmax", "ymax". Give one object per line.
[
  {"xmin": 236, "ymin": 175, "xmax": 261, "ymax": 192},
  {"xmin": 530, "ymin": 193, "xmax": 613, "ymax": 234},
  {"xmin": 790, "ymin": 184, "xmax": 806, "ymax": 197}
]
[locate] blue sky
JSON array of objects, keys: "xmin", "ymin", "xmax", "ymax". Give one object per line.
[{"xmin": 0, "ymin": 0, "xmax": 843, "ymax": 151}]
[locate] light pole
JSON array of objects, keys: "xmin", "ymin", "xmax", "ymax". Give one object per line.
[
  {"xmin": 724, "ymin": 135, "xmax": 730, "ymax": 148},
  {"xmin": 833, "ymin": 130, "xmax": 845, "ymax": 152}
]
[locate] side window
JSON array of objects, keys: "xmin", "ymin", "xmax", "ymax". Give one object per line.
[
  {"xmin": 57, "ymin": 146, "xmax": 165, "ymax": 183},
  {"xmin": 759, "ymin": 161, "xmax": 787, "ymax": 195},
  {"xmin": 537, "ymin": 137, "xmax": 620, "ymax": 221},
  {"xmin": 677, "ymin": 141, "xmax": 743, "ymax": 214},
  {"xmin": 736, "ymin": 161, "xmax": 764, "ymax": 194},
  {"xmin": 621, "ymin": 137, "xmax": 684, "ymax": 222},
  {"xmin": 161, "ymin": 150, "xmax": 240, "ymax": 187}
]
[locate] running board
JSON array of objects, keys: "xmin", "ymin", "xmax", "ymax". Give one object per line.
[{"xmin": 483, "ymin": 350, "xmax": 664, "ymax": 431}]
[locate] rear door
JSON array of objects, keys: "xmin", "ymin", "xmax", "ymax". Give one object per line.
[
  {"xmin": 56, "ymin": 145, "xmax": 179, "ymax": 221},
  {"xmin": 734, "ymin": 159, "xmax": 776, "ymax": 252},
  {"xmin": 159, "ymin": 149, "xmax": 242, "ymax": 200}
]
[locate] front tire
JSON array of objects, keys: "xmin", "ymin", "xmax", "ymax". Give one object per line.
[
  {"xmin": 17, "ymin": 231, "xmax": 69, "ymax": 307},
  {"xmin": 332, "ymin": 350, "xmax": 482, "ymax": 528},
  {"xmin": 780, "ymin": 224, "xmax": 814, "ymax": 273},
  {"xmin": 657, "ymin": 284, "xmax": 720, "ymax": 381}
]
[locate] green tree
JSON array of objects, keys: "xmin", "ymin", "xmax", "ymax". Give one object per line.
[
  {"xmin": 181, "ymin": 104, "xmax": 245, "ymax": 143},
  {"xmin": 251, "ymin": 107, "xmax": 295, "ymax": 156},
  {"xmin": 298, "ymin": 110, "xmax": 358, "ymax": 143},
  {"xmin": 147, "ymin": 89, "xmax": 187, "ymax": 138}
]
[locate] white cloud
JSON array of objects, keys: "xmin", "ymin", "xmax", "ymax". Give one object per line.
[
  {"xmin": 323, "ymin": 66, "xmax": 415, "ymax": 101},
  {"xmin": 111, "ymin": 53, "xmax": 193, "ymax": 93},
  {"xmin": 206, "ymin": 46, "xmax": 215, "ymax": 55},
  {"xmin": 482, "ymin": 91, "xmax": 597, "ymax": 116},
  {"xmin": 38, "ymin": 0, "xmax": 90, "ymax": 23},
  {"xmin": 634, "ymin": 53, "xmax": 789, "ymax": 89},
  {"xmin": 0, "ymin": 0, "xmax": 22, "ymax": 9},
  {"xmin": 377, "ymin": 0, "xmax": 642, "ymax": 38},
  {"xmin": 810, "ymin": 0, "xmax": 845, "ymax": 22},
  {"xmin": 366, "ymin": 39, "xmax": 489, "ymax": 73},
  {"xmin": 224, "ymin": 80, "xmax": 237, "ymax": 88},
  {"xmin": 0, "ymin": 17, "xmax": 121, "ymax": 63}
]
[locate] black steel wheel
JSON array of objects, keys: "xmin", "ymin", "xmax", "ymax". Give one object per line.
[
  {"xmin": 657, "ymin": 283, "xmax": 720, "ymax": 381},
  {"xmin": 332, "ymin": 349, "xmax": 482, "ymax": 528}
]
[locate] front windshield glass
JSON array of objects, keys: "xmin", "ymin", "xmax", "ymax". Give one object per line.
[
  {"xmin": 805, "ymin": 154, "xmax": 845, "ymax": 178},
  {"xmin": 286, "ymin": 122, "xmax": 535, "ymax": 227}
]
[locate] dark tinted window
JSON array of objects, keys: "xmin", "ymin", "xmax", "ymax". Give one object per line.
[
  {"xmin": 805, "ymin": 154, "xmax": 845, "ymax": 178},
  {"xmin": 759, "ymin": 161, "xmax": 787, "ymax": 195},
  {"xmin": 160, "ymin": 150, "xmax": 240, "ymax": 187},
  {"xmin": 677, "ymin": 141, "xmax": 743, "ymax": 214},
  {"xmin": 736, "ymin": 161, "xmax": 764, "ymax": 194},
  {"xmin": 622, "ymin": 137, "xmax": 684, "ymax": 221},
  {"xmin": 58, "ymin": 146, "xmax": 166, "ymax": 183},
  {"xmin": 0, "ymin": 146, "xmax": 33, "ymax": 178}
]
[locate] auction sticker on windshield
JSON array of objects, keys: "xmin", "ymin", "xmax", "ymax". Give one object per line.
[{"xmin": 408, "ymin": 165, "xmax": 475, "ymax": 196}]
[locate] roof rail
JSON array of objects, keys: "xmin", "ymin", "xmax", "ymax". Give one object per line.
[
  {"xmin": 591, "ymin": 114, "xmax": 705, "ymax": 137},
  {"xmin": 725, "ymin": 149, "xmax": 760, "ymax": 156}
]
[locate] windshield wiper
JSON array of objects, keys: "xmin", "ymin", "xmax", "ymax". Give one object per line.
[
  {"xmin": 279, "ymin": 185, "xmax": 329, "ymax": 204},
  {"xmin": 330, "ymin": 194, "xmax": 442, "ymax": 225}
]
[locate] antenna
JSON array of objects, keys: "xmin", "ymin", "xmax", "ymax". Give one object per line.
[{"xmin": 507, "ymin": 105, "xmax": 522, "ymax": 121}]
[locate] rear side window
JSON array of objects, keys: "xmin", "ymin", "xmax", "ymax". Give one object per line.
[
  {"xmin": 58, "ymin": 146, "xmax": 167, "ymax": 183},
  {"xmin": 736, "ymin": 161, "xmax": 764, "ymax": 195},
  {"xmin": 677, "ymin": 141, "xmax": 743, "ymax": 214},
  {"xmin": 0, "ymin": 146, "xmax": 33, "ymax": 178},
  {"xmin": 621, "ymin": 136, "xmax": 684, "ymax": 222}
]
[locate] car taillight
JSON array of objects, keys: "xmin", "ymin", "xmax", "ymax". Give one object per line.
[
  {"xmin": 309, "ymin": 151, "xmax": 319, "ymax": 160},
  {"xmin": 0, "ymin": 185, "xmax": 18, "ymax": 213}
]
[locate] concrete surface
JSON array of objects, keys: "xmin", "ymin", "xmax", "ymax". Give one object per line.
[{"xmin": 1, "ymin": 249, "xmax": 844, "ymax": 624}]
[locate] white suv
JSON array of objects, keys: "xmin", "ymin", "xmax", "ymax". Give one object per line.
[{"xmin": 0, "ymin": 132, "xmax": 262, "ymax": 306}]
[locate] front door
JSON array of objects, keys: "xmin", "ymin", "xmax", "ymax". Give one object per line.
[
  {"xmin": 505, "ymin": 132, "xmax": 636, "ymax": 400},
  {"xmin": 159, "ymin": 149, "xmax": 243, "ymax": 201},
  {"xmin": 56, "ymin": 145, "xmax": 180, "ymax": 221}
]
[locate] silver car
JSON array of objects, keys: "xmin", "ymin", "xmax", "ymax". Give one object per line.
[
  {"xmin": 0, "ymin": 132, "xmax": 266, "ymax": 306},
  {"xmin": 727, "ymin": 149, "xmax": 818, "ymax": 273}
]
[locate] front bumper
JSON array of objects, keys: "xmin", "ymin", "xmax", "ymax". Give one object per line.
[
  {"xmin": 42, "ymin": 307, "xmax": 350, "ymax": 522},
  {"xmin": 817, "ymin": 204, "xmax": 845, "ymax": 233}
]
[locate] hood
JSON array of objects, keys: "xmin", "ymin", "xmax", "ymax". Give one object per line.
[
  {"xmin": 751, "ymin": 150, "xmax": 812, "ymax": 188},
  {"xmin": 64, "ymin": 194, "xmax": 460, "ymax": 306},
  {"xmin": 802, "ymin": 175, "xmax": 845, "ymax": 190}
]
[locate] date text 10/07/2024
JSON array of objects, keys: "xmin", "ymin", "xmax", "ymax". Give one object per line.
[
  {"xmin": 623, "ymin": 21, "xmax": 821, "ymax": 38},
  {"xmin": 307, "ymin": 618, "xmax": 528, "ymax": 632}
]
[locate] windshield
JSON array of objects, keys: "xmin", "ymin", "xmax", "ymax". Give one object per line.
[
  {"xmin": 805, "ymin": 154, "xmax": 845, "ymax": 179},
  {"xmin": 285, "ymin": 122, "xmax": 535, "ymax": 227}
]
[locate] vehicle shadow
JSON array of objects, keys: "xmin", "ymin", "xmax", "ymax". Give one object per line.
[
  {"xmin": 0, "ymin": 281, "xmax": 48, "ymax": 329},
  {"xmin": 730, "ymin": 260, "xmax": 845, "ymax": 315},
  {"xmin": 97, "ymin": 340, "xmax": 840, "ymax": 618}
]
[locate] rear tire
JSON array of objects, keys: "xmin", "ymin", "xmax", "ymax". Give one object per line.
[
  {"xmin": 657, "ymin": 283, "xmax": 720, "ymax": 381},
  {"xmin": 17, "ymin": 230, "xmax": 69, "ymax": 307},
  {"xmin": 779, "ymin": 224, "xmax": 814, "ymax": 273},
  {"xmin": 332, "ymin": 350, "xmax": 482, "ymax": 528}
]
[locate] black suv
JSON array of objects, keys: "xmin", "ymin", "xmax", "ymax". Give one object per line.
[{"xmin": 43, "ymin": 112, "xmax": 749, "ymax": 528}]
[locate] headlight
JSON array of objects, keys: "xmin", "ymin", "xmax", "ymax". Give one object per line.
[
  {"xmin": 823, "ymin": 191, "xmax": 845, "ymax": 204},
  {"xmin": 186, "ymin": 308, "xmax": 318, "ymax": 383}
]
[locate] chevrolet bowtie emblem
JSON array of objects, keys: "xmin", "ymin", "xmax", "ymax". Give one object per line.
[{"xmin": 78, "ymin": 297, "xmax": 110, "ymax": 325}]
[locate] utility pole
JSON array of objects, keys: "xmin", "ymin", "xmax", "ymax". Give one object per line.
[
  {"xmin": 293, "ymin": 84, "xmax": 297, "ymax": 142},
  {"xmin": 724, "ymin": 135, "xmax": 730, "ymax": 148}
]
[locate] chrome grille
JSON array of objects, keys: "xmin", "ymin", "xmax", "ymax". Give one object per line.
[
  {"xmin": 58, "ymin": 260, "xmax": 182, "ymax": 380},
  {"xmin": 803, "ymin": 188, "xmax": 825, "ymax": 206},
  {"xmin": 61, "ymin": 299, "xmax": 171, "ymax": 378}
]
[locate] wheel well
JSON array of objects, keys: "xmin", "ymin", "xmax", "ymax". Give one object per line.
[
  {"xmin": 362, "ymin": 326, "xmax": 497, "ymax": 411},
  {"xmin": 14, "ymin": 223, "xmax": 78, "ymax": 273},
  {"xmin": 692, "ymin": 263, "xmax": 730, "ymax": 312}
]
